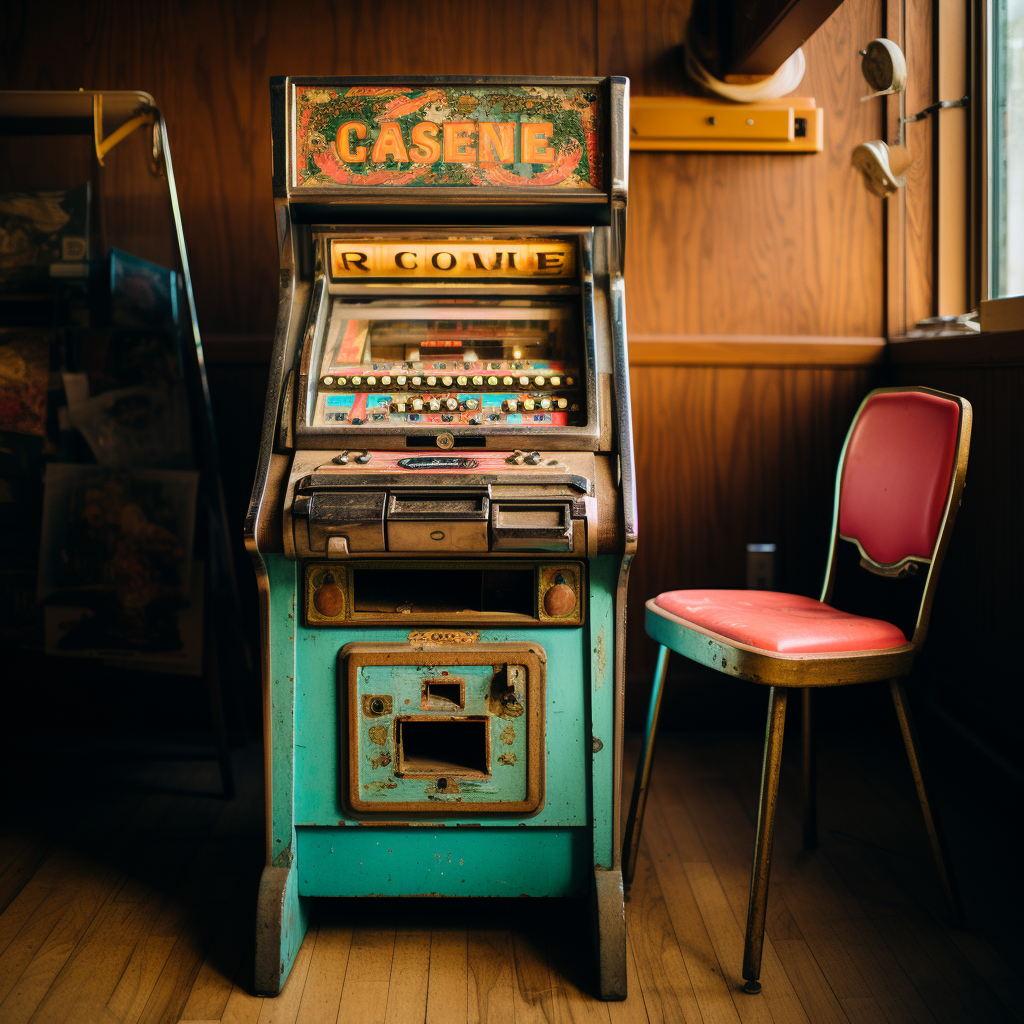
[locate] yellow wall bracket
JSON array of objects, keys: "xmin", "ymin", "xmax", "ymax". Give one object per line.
[
  {"xmin": 630, "ymin": 96, "xmax": 823, "ymax": 153},
  {"xmin": 92, "ymin": 92, "xmax": 154, "ymax": 165}
]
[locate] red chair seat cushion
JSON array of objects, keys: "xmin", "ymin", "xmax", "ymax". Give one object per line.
[{"xmin": 653, "ymin": 590, "xmax": 907, "ymax": 654}]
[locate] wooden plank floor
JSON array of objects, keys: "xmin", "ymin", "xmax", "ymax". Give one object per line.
[{"xmin": 0, "ymin": 730, "xmax": 1018, "ymax": 1024}]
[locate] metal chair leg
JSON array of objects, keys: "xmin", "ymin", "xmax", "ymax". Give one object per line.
[
  {"xmin": 622, "ymin": 645, "xmax": 670, "ymax": 886},
  {"xmin": 802, "ymin": 688, "xmax": 818, "ymax": 849},
  {"xmin": 890, "ymin": 679, "xmax": 965, "ymax": 926},
  {"xmin": 742, "ymin": 686, "xmax": 787, "ymax": 994}
]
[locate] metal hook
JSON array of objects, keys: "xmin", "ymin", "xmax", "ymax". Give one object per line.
[{"xmin": 902, "ymin": 95, "xmax": 969, "ymax": 123}]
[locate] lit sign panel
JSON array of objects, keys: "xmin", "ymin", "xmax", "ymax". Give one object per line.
[
  {"xmin": 294, "ymin": 84, "xmax": 602, "ymax": 190},
  {"xmin": 328, "ymin": 240, "xmax": 576, "ymax": 279}
]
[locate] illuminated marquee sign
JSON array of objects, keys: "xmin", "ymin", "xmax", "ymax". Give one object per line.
[
  {"xmin": 294, "ymin": 84, "xmax": 602, "ymax": 190},
  {"xmin": 328, "ymin": 240, "xmax": 576, "ymax": 279}
]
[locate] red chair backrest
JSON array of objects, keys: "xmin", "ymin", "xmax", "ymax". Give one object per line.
[{"xmin": 838, "ymin": 391, "xmax": 962, "ymax": 566}]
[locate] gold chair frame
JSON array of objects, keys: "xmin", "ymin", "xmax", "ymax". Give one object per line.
[{"xmin": 622, "ymin": 386, "xmax": 972, "ymax": 994}]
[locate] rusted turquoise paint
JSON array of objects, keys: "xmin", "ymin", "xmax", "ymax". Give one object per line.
[{"xmin": 260, "ymin": 552, "xmax": 619, "ymax": 981}]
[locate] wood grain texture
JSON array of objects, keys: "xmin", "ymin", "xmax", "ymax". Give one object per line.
[
  {"xmin": 467, "ymin": 928, "xmax": 515, "ymax": 1024},
  {"xmin": 0, "ymin": 740, "xmax": 1018, "ymax": 1023},
  {"xmin": 627, "ymin": 851, "xmax": 704, "ymax": 1024},
  {"xmin": 886, "ymin": 0, "xmax": 936, "ymax": 334},
  {"xmin": 629, "ymin": 336, "xmax": 885, "ymax": 366},
  {"xmin": 3, "ymin": 0, "xmax": 890, "ymax": 342},
  {"xmin": 3, "ymin": 0, "xmax": 897, "ymax": 734},
  {"xmin": 903, "ymin": 0, "xmax": 936, "ymax": 328},
  {"xmin": 599, "ymin": 0, "xmax": 886, "ymax": 339},
  {"xmin": 593, "ymin": 0, "xmax": 886, "ymax": 730},
  {"xmin": 640, "ymin": 804, "xmax": 747, "ymax": 1024},
  {"xmin": 0, "ymin": 0, "xmax": 596, "ymax": 340},
  {"xmin": 625, "ymin": 364, "xmax": 876, "ymax": 704},
  {"xmin": 294, "ymin": 917, "xmax": 351, "ymax": 1024},
  {"xmin": 336, "ymin": 922, "xmax": 396, "ymax": 1024},
  {"xmin": 425, "ymin": 925, "xmax": 468, "ymax": 1024}
]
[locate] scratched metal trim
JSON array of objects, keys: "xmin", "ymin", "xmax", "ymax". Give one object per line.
[{"xmin": 293, "ymin": 472, "xmax": 592, "ymax": 495}]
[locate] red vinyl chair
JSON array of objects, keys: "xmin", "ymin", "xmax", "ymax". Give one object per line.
[{"xmin": 622, "ymin": 386, "xmax": 971, "ymax": 994}]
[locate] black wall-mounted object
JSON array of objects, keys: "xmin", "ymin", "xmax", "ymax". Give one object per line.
[{"xmin": 689, "ymin": 0, "xmax": 846, "ymax": 78}]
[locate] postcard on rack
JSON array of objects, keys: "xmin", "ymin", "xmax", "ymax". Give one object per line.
[{"xmin": 37, "ymin": 464, "xmax": 199, "ymax": 661}]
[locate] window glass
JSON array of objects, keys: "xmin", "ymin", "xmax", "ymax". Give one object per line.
[{"xmin": 992, "ymin": 0, "xmax": 1024, "ymax": 297}]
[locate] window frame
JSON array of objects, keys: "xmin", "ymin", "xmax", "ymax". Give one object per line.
[{"xmin": 977, "ymin": 0, "xmax": 1024, "ymax": 327}]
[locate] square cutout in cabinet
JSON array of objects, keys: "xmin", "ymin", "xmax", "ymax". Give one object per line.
[{"xmin": 340, "ymin": 642, "xmax": 545, "ymax": 815}]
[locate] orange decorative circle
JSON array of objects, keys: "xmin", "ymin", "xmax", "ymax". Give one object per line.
[
  {"xmin": 314, "ymin": 580, "xmax": 344, "ymax": 618},
  {"xmin": 543, "ymin": 583, "xmax": 576, "ymax": 618}
]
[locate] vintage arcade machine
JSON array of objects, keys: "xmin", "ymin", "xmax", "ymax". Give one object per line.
[{"xmin": 245, "ymin": 76, "xmax": 635, "ymax": 999}]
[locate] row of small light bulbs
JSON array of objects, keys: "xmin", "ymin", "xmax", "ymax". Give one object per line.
[{"xmin": 320, "ymin": 372, "xmax": 573, "ymax": 389}]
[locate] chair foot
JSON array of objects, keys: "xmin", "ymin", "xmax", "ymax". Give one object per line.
[
  {"xmin": 741, "ymin": 687, "xmax": 788, "ymax": 990},
  {"xmin": 622, "ymin": 646, "xmax": 670, "ymax": 886},
  {"xmin": 743, "ymin": 980, "xmax": 762, "ymax": 995}
]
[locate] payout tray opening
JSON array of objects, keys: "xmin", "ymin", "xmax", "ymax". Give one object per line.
[
  {"xmin": 305, "ymin": 561, "xmax": 584, "ymax": 626},
  {"xmin": 396, "ymin": 716, "xmax": 490, "ymax": 778},
  {"xmin": 352, "ymin": 566, "xmax": 535, "ymax": 617}
]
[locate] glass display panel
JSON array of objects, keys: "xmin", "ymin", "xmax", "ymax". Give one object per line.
[{"xmin": 310, "ymin": 298, "xmax": 583, "ymax": 428}]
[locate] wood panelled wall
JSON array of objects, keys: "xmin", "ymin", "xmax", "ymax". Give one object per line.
[
  {"xmin": 3, "ymin": 0, "xmax": 903, "ymax": 726},
  {"xmin": 611, "ymin": 0, "xmax": 886, "ymax": 338}
]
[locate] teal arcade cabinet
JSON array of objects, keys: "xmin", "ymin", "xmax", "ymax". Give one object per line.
[{"xmin": 245, "ymin": 76, "xmax": 635, "ymax": 999}]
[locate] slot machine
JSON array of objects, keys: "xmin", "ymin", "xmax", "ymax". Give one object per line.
[{"xmin": 245, "ymin": 76, "xmax": 635, "ymax": 999}]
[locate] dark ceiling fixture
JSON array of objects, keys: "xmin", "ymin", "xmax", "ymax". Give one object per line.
[{"xmin": 688, "ymin": 0, "xmax": 847, "ymax": 79}]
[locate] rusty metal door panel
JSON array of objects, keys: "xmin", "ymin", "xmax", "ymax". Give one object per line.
[
  {"xmin": 344, "ymin": 646, "xmax": 544, "ymax": 814},
  {"xmin": 292, "ymin": 626, "xmax": 589, "ymax": 827}
]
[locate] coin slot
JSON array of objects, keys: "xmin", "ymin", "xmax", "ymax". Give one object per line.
[
  {"xmin": 387, "ymin": 492, "xmax": 489, "ymax": 552},
  {"xmin": 396, "ymin": 717, "xmax": 490, "ymax": 777},
  {"xmin": 406, "ymin": 435, "xmax": 487, "ymax": 448},
  {"xmin": 499, "ymin": 506, "xmax": 567, "ymax": 531},
  {"xmin": 490, "ymin": 502, "xmax": 572, "ymax": 551},
  {"xmin": 422, "ymin": 678, "xmax": 465, "ymax": 710},
  {"xmin": 389, "ymin": 494, "xmax": 487, "ymax": 517}
]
